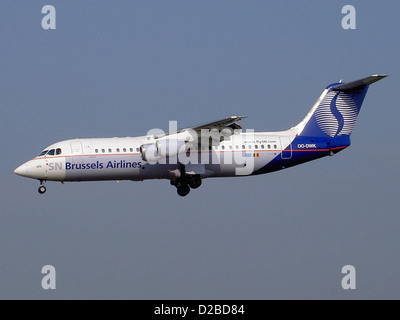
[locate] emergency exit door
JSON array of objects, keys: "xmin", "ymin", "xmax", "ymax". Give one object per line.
[{"xmin": 280, "ymin": 137, "xmax": 292, "ymax": 159}]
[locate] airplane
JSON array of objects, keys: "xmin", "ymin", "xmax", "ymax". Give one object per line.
[{"xmin": 14, "ymin": 74, "xmax": 387, "ymax": 196}]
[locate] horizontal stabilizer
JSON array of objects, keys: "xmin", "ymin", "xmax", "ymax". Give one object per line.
[{"xmin": 332, "ymin": 74, "xmax": 388, "ymax": 91}]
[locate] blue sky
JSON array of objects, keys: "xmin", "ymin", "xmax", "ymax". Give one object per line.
[{"xmin": 1, "ymin": 1, "xmax": 399, "ymax": 299}]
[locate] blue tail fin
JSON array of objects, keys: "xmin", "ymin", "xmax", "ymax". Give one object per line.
[{"xmin": 294, "ymin": 75, "xmax": 387, "ymax": 137}]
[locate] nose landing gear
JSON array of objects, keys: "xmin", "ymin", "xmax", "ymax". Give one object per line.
[{"xmin": 38, "ymin": 180, "xmax": 47, "ymax": 194}]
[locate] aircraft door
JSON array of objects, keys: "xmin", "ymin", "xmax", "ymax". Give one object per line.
[
  {"xmin": 70, "ymin": 141, "xmax": 83, "ymax": 155},
  {"xmin": 70, "ymin": 141, "xmax": 84, "ymax": 163},
  {"xmin": 280, "ymin": 137, "xmax": 292, "ymax": 159}
]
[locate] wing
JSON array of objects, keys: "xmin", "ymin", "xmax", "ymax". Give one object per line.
[
  {"xmin": 155, "ymin": 116, "xmax": 247, "ymax": 139},
  {"xmin": 186, "ymin": 115, "xmax": 247, "ymax": 131},
  {"xmin": 154, "ymin": 116, "xmax": 247, "ymax": 145}
]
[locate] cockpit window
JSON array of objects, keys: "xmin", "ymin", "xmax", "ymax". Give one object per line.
[
  {"xmin": 38, "ymin": 150, "xmax": 48, "ymax": 157},
  {"xmin": 37, "ymin": 148, "xmax": 61, "ymax": 157}
]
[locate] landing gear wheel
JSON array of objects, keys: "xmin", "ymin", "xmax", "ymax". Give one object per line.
[
  {"xmin": 177, "ymin": 184, "xmax": 190, "ymax": 197},
  {"xmin": 187, "ymin": 176, "xmax": 202, "ymax": 189},
  {"xmin": 38, "ymin": 185, "xmax": 47, "ymax": 194}
]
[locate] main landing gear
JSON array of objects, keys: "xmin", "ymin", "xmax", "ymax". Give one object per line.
[
  {"xmin": 170, "ymin": 174, "xmax": 202, "ymax": 197},
  {"xmin": 38, "ymin": 180, "xmax": 47, "ymax": 194}
]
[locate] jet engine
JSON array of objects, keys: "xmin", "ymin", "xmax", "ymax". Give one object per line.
[{"xmin": 140, "ymin": 139, "xmax": 187, "ymax": 162}]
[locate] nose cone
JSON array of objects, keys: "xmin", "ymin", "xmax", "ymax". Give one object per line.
[
  {"xmin": 14, "ymin": 160, "xmax": 44, "ymax": 179},
  {"xmin": 14, "ymin": 164, "xmax": 27, "ymax": 177}
]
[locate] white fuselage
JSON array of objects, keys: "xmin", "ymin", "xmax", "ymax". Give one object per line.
[{"xmin": 14, "ymin": 131, "xmax": 296, "ymax": 183}]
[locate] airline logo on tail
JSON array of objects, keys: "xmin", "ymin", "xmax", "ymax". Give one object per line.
[
  {"xmin": 315, "ymin": 91, "xmax": 359, "ymax": 137},
  {"xmin": 294, "ymin": 75, "xmax": 389, "ymax": 138}
]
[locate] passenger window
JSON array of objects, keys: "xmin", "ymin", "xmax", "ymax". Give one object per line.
[
  {"xmin": 222, "ymin": 145, "xmax": 225, "ymax": 150},
  {"xmin": 274, "ymin": 144, "xmax": 277, "ymax": 149},
  {"xmin": 255, "ymin": 145, "xmax": 258, "ymax": 149},
  {"xmin": 123, "ymin": 148, "xmax": 126, "ymax": 152},
  {"xmin": 235, "ymin": 145, "xmax": 239, "ymax": 149},
  {"xmin": 242, "ymin": 145, "xmax": 245, "ymax": 149},
  {"xmin": 116, "ymin": 148, "xmax": 120, "ymax": 152},
  {"xmin": 102, "ymin": 149, "xmax": 105, "ymax": 153},
  {"xmin": 229, "ymin": 145, "xmax": 232, "ymax": 150},
  {"xmin": 261, "ymin": 144, "xmax": 265, "ymax": 149},
  {"xmin": 47, "ymin": 149, "xmax": 55, "ymax": 156},
  {"xmin": 248, "ymin": 145, "xmax": 252, "ymax": 149},
  {"xmin": 108, "ymin": 148, "xmax": 112, "ymax": 153},
  {"xmin": 56, "ymin": 148, "xmax": 62, "ymax": 155},
  {"xmin": 268, "ymin": 145, "xmax": 271, "ymax": 149},
  {"xmin": 95, "ymin": 149, "xmax": 99, "ymax": 153}
]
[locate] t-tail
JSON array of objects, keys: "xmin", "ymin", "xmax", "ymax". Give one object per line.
[{"xmin": 292, "ymin": 75, "xmax": 388, "ymax": 148}]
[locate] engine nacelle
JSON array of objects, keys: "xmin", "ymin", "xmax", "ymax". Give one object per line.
[
  {"xmin": 139, "ymin": 143, "xmax": 158, "ymax": 162},
  {"xmin": 156, "ymin": 139, "xmax": 186, "ymax": 159},
  {"xmin": 140, "ymin": 139, "xmax": 187, "ymax": 163}
]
